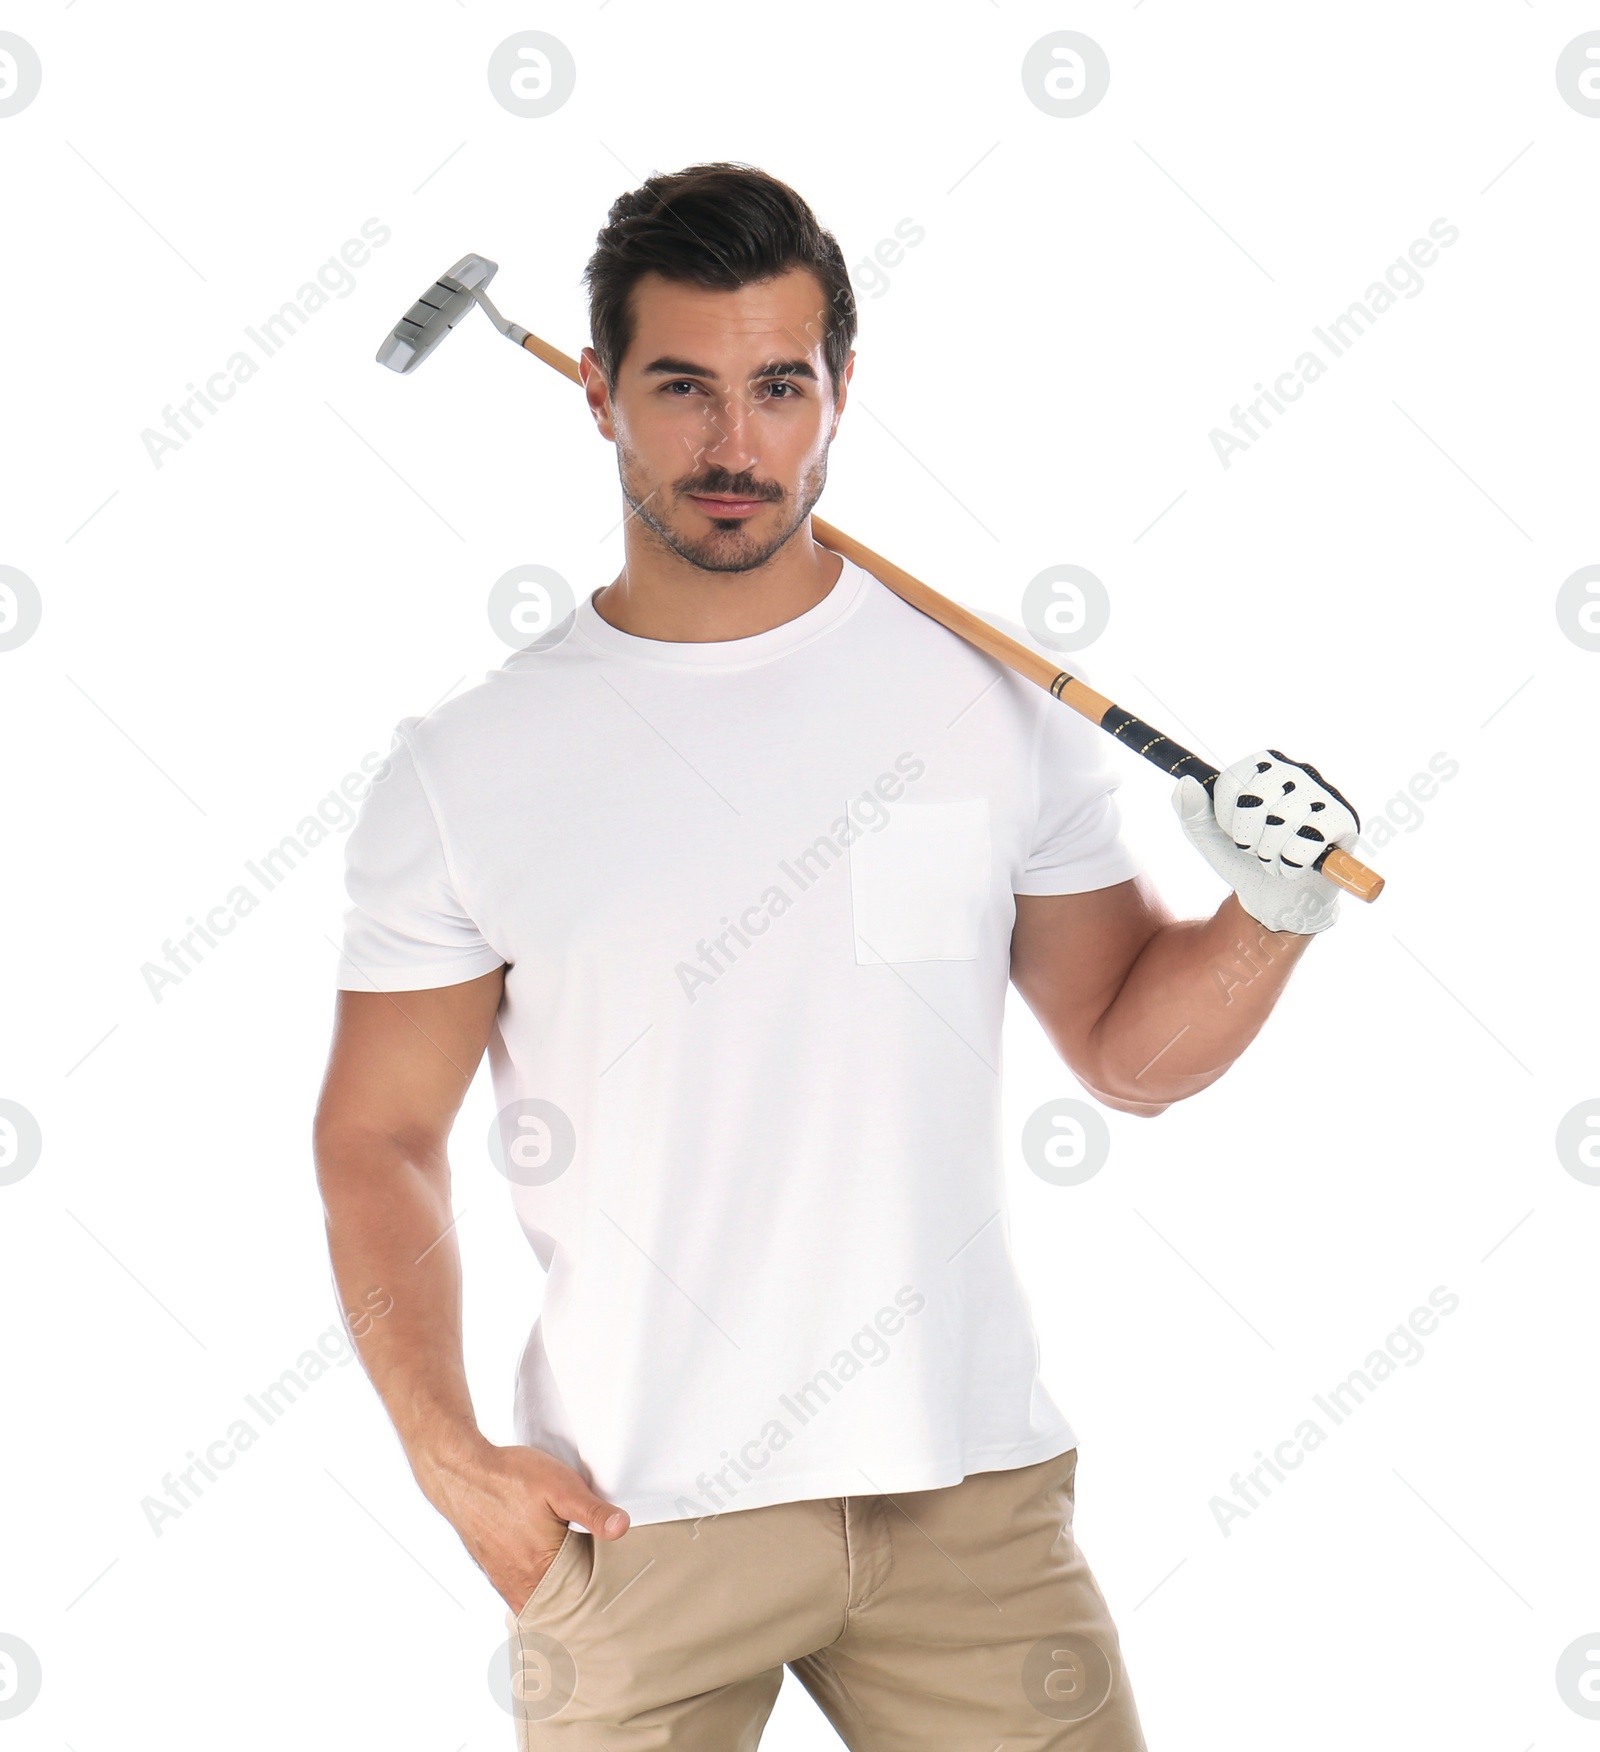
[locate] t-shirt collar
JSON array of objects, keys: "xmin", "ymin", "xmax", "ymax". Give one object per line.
[{"xmin": 571, "ymin": 554, "xmax": 868, "ymax": 669}]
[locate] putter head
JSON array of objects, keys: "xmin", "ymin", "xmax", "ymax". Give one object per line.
[{"xmin": 376, "ymin": 254, "xmax": 499, "ymax": 374}]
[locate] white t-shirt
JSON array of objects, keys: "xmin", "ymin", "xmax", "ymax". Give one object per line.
[{"xmin": 336, "ymin": 555, "xmax": 1143, "ymax": 1527}]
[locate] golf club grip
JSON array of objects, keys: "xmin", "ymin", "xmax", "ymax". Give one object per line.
[{"xmin": 512, "ymin": 336, "xmax": 1382, "ymax": 903}]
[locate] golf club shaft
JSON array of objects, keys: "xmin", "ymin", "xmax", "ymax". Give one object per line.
[{"xmin": 514, "ymin": 331, "xmax": 1383, "ymax": 904}]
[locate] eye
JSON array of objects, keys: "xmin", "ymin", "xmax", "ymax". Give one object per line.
[
  {"xmin": 662, "ymin": 379, "xmax": 704, "ymax": 395},
  {"xmin": 761, "ymin": 380, "xmax": 800, "ymax": 400}
]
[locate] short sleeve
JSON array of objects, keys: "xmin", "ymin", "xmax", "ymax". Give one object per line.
[
  {"xmin": 335, "ymin": 723, "xmax": 506, "ymax": 992},
  {"xmin": 1014, "ymin": 661, "xmax": 1145, "ymax": 897}
]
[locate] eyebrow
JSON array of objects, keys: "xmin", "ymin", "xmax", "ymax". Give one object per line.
[{"xmin": 639, "ymin": 355, "xmax": 819, "ymax": 384}]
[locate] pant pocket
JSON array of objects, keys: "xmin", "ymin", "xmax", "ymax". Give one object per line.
[{"xmin": 515, "ymin": 1528, "xmax": 579, "ymax": 1622}]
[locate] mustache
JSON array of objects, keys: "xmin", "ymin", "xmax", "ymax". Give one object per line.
[{"xmin": 679, "ymin": 473, "xmax": 783, "ymax": 501}]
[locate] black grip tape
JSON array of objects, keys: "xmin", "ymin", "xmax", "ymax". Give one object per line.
[{"xmin": 1096, "ymin": 704, "xmax": 1217, "ymax": 784}]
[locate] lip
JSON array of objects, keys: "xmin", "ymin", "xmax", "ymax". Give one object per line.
[{"xmin": 688, "ymin": 494, "xmax": 768, "ymax": 518}]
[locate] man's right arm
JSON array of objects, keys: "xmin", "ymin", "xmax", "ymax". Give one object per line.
[{"xmin": 312, "ymin": 970, "xmax": 630, "ymax": 1614}]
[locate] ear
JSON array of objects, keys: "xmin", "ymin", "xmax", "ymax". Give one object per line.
[
  {"xmin": 579, "ymin": 346, "xmax": 616, "ymax": 440},
  {"xmin": 828, "ymin": 350, "xmax": 856, "ymax": 440}
]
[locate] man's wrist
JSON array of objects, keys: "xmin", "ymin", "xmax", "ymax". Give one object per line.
[
  {"xmin": 1222, "ymin": 888, "xmax": 1313, "ymax": 938},
  {"xmin": 407, "ymin": 1419, "xmax": 495, "ymax": 1501},
  {"xmin": 1225, "ymin": 881, "xmax": 1336, "ymax": 938}
]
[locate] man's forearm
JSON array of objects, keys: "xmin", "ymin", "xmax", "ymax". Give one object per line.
[
  {"xmin": 315, "ymin": 1135, "xmax": 488, "ymax": 1495},
  {"xmin": 1086, "ymin": 891, "xmax": 1315, "ymax": 1113}
]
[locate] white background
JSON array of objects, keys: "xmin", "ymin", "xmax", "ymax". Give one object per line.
[{"xmin": 2, "ymin": 2, "xmax": 1596, "ymax": 1747}]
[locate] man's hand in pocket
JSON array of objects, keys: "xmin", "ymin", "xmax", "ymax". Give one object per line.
[{"xmin": 415, "ymin": 1437, "xmax": 630, "ymax": 1613}]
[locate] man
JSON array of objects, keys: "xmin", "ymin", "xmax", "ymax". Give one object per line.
[{"xmin": 315, "ymin": 162, "xmax": 1361, "ymax": 1747}]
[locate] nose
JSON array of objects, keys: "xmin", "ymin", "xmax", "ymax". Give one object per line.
[{"xmin": 687, "ymin": 389, "xmax": 760, "ymax": 479}]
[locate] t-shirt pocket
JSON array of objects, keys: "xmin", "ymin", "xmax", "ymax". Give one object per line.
[{"xmin": 848, "ymin": 798, "xmax": 992, "ymax": 965}]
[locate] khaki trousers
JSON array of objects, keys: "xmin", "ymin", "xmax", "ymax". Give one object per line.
[{"xmin": 502, "ymin": 1444, "xmax": 1148, "ymax": 1748}]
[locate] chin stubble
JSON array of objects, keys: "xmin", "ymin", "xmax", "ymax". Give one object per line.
[{"xmin": 616, "ymin": 446, "xmax": 830, "ymax": 576}]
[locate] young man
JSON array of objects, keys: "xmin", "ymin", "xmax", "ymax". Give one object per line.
[{"xmin": 315, "ymin": 163, "xmax": 1361, "ymax": 1747}]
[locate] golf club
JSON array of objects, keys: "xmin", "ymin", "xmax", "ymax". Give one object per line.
[{"xmin": 375, "ymin": 256, "xmax": 1384, "ymax": 903}]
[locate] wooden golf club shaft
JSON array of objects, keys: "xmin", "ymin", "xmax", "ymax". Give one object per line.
[{"xmin": 516, "ymin": 331, "xmax": 1384, "ymax": 904}]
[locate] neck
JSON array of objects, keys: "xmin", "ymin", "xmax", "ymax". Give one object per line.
[{"xmin": 591, "ymin": 521, "xmax": 844, "ymax": 643}]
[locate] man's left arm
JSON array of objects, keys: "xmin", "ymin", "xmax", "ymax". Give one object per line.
[{"xmin": 1010, "ymin": 748, "xmax": 1363, "ymax": 1118}]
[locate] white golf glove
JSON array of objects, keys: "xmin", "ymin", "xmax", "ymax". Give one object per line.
[{"xmin": 1173, "ymin": 749, "xmax": 1361, "ymax": 935}]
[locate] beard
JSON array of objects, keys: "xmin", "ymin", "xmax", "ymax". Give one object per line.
[{"xmin": 615, "ymin": 441, "xmax": 830, "ymax": 575}]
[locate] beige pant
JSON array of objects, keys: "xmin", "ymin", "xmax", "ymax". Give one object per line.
[{"xmin": 502, "ymin": 1444, "xmax": 1148, "ymax": 1748}]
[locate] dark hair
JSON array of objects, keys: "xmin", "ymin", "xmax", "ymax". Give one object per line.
[{"xmin": 582, "ymin": 162, "xmax": 857, "ymax": 400}]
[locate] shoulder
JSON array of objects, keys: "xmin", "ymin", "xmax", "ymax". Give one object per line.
[
  {"xmin": 395, "ymin": 612, "xmax": 591, "ymax": 767},
  {"xmin": 852, "ymin": 565, "xmax": 1096, "ymax": 681},
  {"xmin": 857, "ymin": 571, "xmax": 1107, "ymax": 730}
]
